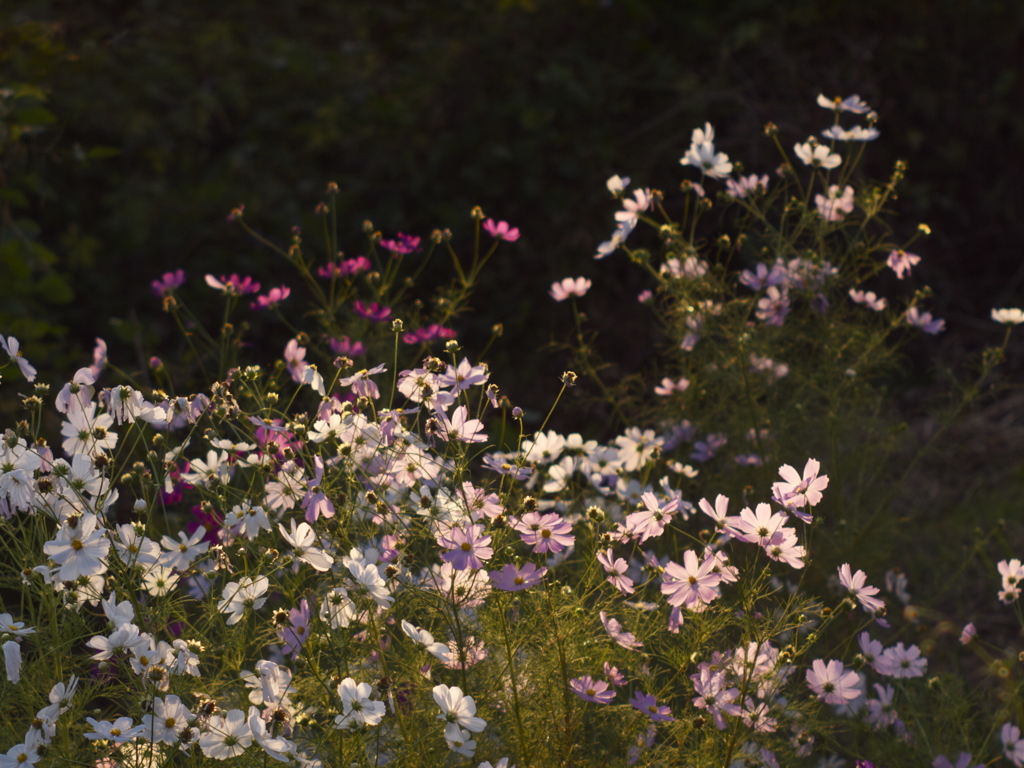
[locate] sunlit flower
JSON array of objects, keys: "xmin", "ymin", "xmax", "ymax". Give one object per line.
[
  {"xmin": 806, "ymin": 659, "xmax": 861, "ymax": 704},
  {"xmin": 991, "ymin": 307, "xmax": 1024, "ymax": 325},
  {"xmin": 570, "ymin": 676, "xmax": 615, "ymax": 704}
]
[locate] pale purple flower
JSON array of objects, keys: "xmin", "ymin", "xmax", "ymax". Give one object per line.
[
  {"xmin": 822, "ymin": 125, "xmax": 880, "ymax": 142},
  {"xmin": 876, "ymin": 642, "xmax": 927, "ymax": 678},
  {"xmin": 849, "ymin": 288, "xmax": 887, "ymax": 311},
  {"xmin": 933, "ymin": 752, "xmax": 984, "ymax": 768},
  {"xmin": 489, "ymin": 562, "xmax": 547, "ymax": 591},
  {"xmin": 441, "ymin": 523, "xmax": 494, "ymax": 571},
  {"xmin": 726, "ymin": 174, "xmax": 769, "ymax": 198},
  {"xmin": 806, "ymin": 659, "xmax": 861, "ymax": 704},
  {"xmin": 630, "ymin": 690, "xmax": 675, "ymax": 722},
  {"xmin": 756, "ymin": 285, "xmax": 790, "ymax": 326},
  {"xmin": 815, "ymin": 184, "xmax": 855, "ymax": 221},
  {"xmin": 838, "ymin": 563, "xmax": 885, "ymax": 613},
  {"xmin": 773, "ymin": 458, "xmax": 829, "ymax": 511},
  {"xmin": 599, "ymin": 611, "xmax": 642, "ymax": 650},
  {"xmin": 816, "ymin": 93, "xmax": 872, "ymax": 114},
  {"xmin": 279, "ymin": 599, "xmax": 312, "ymax": 659},
  {"xmin": 513, "ymin": 511, "xmax": 574, "ymax": 554},
  {"xmin": 570, "ymin": 676, "xmax": 615, "ymax": 704},
  {"xmin": 906, "ymin": 306, "xmax": 945, "ymax": 334},
  {"xmin": 887, "ymin": 249, "xmax": 921, "ymax": 279}
]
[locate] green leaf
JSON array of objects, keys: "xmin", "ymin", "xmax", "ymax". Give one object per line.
[
  {"xmin": 0, "ymin": 188, "xmax": 29, "ymax": 207},
  {"xmin": 12, "ymin": 106, "xmax": 57, "ymax": 125}
]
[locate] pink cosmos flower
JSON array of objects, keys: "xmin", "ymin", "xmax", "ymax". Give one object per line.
[
  {"xmin": 482, "ymin": 219, "xmax": 520, "ymax": 241},
  {"xmin": 151, "ymin": 269, "xmax": 186, "ymax": 296},
  {"xmin": 489, "ymin": 562, "xmax": 546, "ymax": 592},
  {"xmin": 205, "ymin": 273, "xmax": 261, "ymax": 295},
  {"xmin": 569, "ymin": 676, "xmax": 615, "ymax": 704},
  {"xmin": 849, "ymin": 288, "xmax": 887, "ymax": 311},
  {"xmin": 440, "ymin": 524, "xmax": 493, "ymax": 571},
  {"xmin": 815, "ymin": 184, "xmax": 855, "ymax": 221},
  {"xmin": 806, "ymin": 659, "xmax": 861, "ymax": 704},
  {"xmin": 626, "ymin": 491, "xmax": 680, "ymax": 543},
  {"xmin": 513, "ymin": 511, "xmax": 574, "ymax": 554},
  {"xmin": 773, "ymin": 458, "xmax": 829, "ymax": 513},
  {"xmin": 250, "ymin": 285, "xmax": 291, "ymax": 310},
  {"xmin": 886, "ymin": 249, "xmax": 921, "ymax": 279},
  {"xmin": 596, "ymin": 549, "xmax": 635, "ymax": 595},
  {"xmin": 661, "ymin": 549, "xmax": 721, "ymax": 610},
  {"xmin": 838, "ymin": 563, "xmax": 885, "ymax": 613},
  {"xmin": 549, "ymin": 277, "xmax": 592, "ymax": 301},
  {"xmin": 630, "ymin": 691, "xmax": 675, "ymax": 722},
  {"xmin": 599, "ymin": 611, "xmax": 642, "ymax": 650}
]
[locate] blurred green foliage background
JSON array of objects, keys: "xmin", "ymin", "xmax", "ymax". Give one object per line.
[{"xmin": 2, "ymin": 0, "xmax": 1022, "ymax": 405}]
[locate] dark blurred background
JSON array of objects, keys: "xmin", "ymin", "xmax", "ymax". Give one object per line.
[{"xmin": 2, "ymin": 0, "xmax": 1023, "ymax": 410}]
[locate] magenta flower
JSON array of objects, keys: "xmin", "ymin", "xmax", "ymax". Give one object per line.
[
  {"xmin": 402, "ymin": 325, "xmax": 457, "ymax": 345},
  {"xmin": 569, "ymin": 676, "xmax": 615, "ymax": 704},
  {"xmin": 630, "ymin": 691, "xmax": 675, "ymax": 722},
  {"xmin": 482, "ymin": 218, "xmax": 520, "ymax": 242},
  {"xmin": 318, "ymin": 256, "xmax": 371, "ymax": 278},
  {"xmin": 151, "ymin": 269, "xmax": 186, "ymax": 297},
  {"xmin": 205, "ymin": 273, "xmax": 261, "ymax": 295},
  {"xmin": 353, "ymin": 300, "xmax": 392, "ymax": 322},
  {"xmin": 250, "ymin": 285, "xmax": 291, "ymax": 310},
  {"xmin": 489, "ymin": 562, "xmax": 546, "ymax": 592},
  {"xmin": 278, "ymin": 599, "xmax": 312, "ymax": 659},
  {"xmin": 440, "ymin": 524, "xmax": 494, "ymax": 571},
  {"xmin": 327, "ymin": 335, "xmax": 366, "ymax": 357},
  {"xmin": 512, "ymin": 511, "xmax": 575, "ymax": 554},
  {"xmin": 379, "ymin": 232, "xmax": 421, "ymax": 254}
]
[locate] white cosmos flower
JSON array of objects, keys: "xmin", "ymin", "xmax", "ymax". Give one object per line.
[
  {"xmin": 198, "ymin": 709, "xmax": 252, "ymax": 759},
  {"xmin": 334, "ymin": 678, "xmax": 386, "ymax": 730},
  {"xmin": 992, "ymin": 307, "xmax": 1024, "ymax": 325},
  {"xmin": 218, "ymin": 575, "xmax": 270, "ymax": 625},
  {"xmin": 433, "ymin": 684, "xmax": 486, "ymax": 732},
  {"xmin": 42, "ymin": 512, "xmax": 110, "ymax": 581},
  {"xmin": 794, "ymin": 139, "xmax": 841, "ymax": 169},
  {"xmin": 278, "ymin": 519, "xmax": 334, "ymax": 572},
  {"xmin": 3, "ymin": 639, "xmax": 21, "ymax": 683}
]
